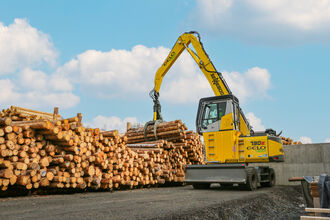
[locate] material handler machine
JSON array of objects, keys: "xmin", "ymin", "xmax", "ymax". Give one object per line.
[{"xmin": 146, "ymin": 31, "xmax": 284, "ymax": 190}]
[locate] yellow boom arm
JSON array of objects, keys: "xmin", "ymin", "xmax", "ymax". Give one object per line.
[
  {"xmin": 154, "ymin": 31, "xmax": 231, "ymax": 96},
  {"xmin": 151, "ymin": 31, "xmax": 231, "ymax": 121}
]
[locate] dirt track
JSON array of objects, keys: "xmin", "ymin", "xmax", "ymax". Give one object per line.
[{"xmin": 0, "ymin": 185, "xmax": 304, "ymax": 220}]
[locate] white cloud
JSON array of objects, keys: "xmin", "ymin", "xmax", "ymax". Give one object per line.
[
  {"xmin": 36, "ymin": 92, "xmax": 79, "ymax": 109},
  {"xmin": 246, "ymin": 112, "xmax": 265, "ymax": 131},
  {"xmin": 0, "ymin": 18, "xmax": 57, "ymax": 74},
  {"xmin": 18, "ymin": 67, "xmax": 75, "ymax": 93},
  {"xmin": 54, "ymin": 45, "xmax": 271, "ymax": 104},
  {"xmin": 0, "ymin": 19, "xmax": 78, "ymax": 109},
  {"xmin": 161, "ymin": 73, "xmax": 211, "ymax": 104},
  {"xmin": 0, "ymin": 79, "xmax": 20, "ymax": 104},
  {"xmin": 0, "ymin": 18, "xmax": 272, "ymax": 110},
  {"xmin": 53, "ymin": 45, "xmax": 168, "ymax": 99},
  {"xmin": 162, "ymin": 66, "xmax": 271, "ymax": 104},
  {"xmin": 49, "ymin": 75, "xmax": 74, "ymax": 92},
  {"xmin": 193, "ymin": 0, "xmax": 330, "ymax": 44},
  {"xmin": 86, "ymin": 115, "xmax": 142, "ymax": 133},
  {"xmin": 223, "ymin": 67, "xmax": 271, "ymax": 102},
  {"xmin": 53, "ymin": 45, "xmax": 212, "ymax": 102},
  {"xmin": 0, "ymin": 78, "xmax": 79, "ymax": 109},
  {"xmin": 299, "ymin": 136, "xmax": 312, "ymax": 144},
  {"xmin": 246, "ymin": 0, "xmax": 330, "ymax": 30},
  {"xmin": 19, "ymin": 68, "xmax": 48, "ymax": 90},
  {"xmin": 325, "ymin": 138, "xmax": 330, "ymax": 143}
]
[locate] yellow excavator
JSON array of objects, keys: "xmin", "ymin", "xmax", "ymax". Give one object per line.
[{"xmin": 147, "ymin": 31, "xmax": 284, "ymax": 190}]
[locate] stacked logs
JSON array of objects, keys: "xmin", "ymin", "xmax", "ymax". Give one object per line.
[
  {"xmin": 1, "ymin": 106, "xmax": 61, "ymax": 121},
  {"xmin": 127, "ymin": 140, "xmax": 186, "ymax": 183},
  {"xmin": 0, "ymin": 106, "xmax": 204, "ymax": 195},
  {"xmin": 0, "ymin": 117, "xmax": 53, "ymax": 191},
  {"xmin": 127, "ymin": 120, "xmax": 188, "ymax": 144},
  {"xmin": 178, "ymin": 131, "xmax": 204, "ymax": 164},
  {"xmin": 280, "ymin": 136, "xmax": 302, "ymax": 145},
  {"xmin": 126, "ymin": 120, "xmax": 204, "ymax": 165}
]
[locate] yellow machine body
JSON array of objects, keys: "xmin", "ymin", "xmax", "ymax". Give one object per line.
[
  {"xmin": 204, "ymin": 132, "xmax": 284, "ymax": 164},
  {"xmin": 202, "ymin": 112, "xmax": 283, "ymax": 164},
  {"xmin": 148, "ymin": 31, "xmax": 284, "ymax": 189},
  {"xmin": 150, "ymin": 31, "xmax": 284, "ymax": 165}
]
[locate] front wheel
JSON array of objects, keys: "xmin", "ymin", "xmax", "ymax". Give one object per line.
[{"xmin": 245, "ymin": 168, "xmax": 258, "ymax": 191}]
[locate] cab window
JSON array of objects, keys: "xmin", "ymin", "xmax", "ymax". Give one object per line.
[{"xmin": 202, "ymin": 102, "xmax": 226, "ymax": 128}]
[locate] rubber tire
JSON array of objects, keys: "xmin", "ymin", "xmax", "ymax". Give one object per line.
[
  {"xmin": 245, "ymin": 168, "xmax": 258, "ymax": 191},
  {"xmin": 192, "ymin": 183, "xmax": 210, "ymax": 189},
  {"xmin": 261, "ymin": 168, "xmax": 275, "ymax": 187}
]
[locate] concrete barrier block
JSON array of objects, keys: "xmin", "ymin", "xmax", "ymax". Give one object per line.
[
  {"xmin": 284, "ymin": 144, "xmax": 323, "ymax": 163},
  {"xmin": 243, "ymin": 144, "xmax": 329, "ymax": 185}
]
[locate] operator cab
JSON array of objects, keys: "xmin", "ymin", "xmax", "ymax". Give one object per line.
[{"xmin": 196, "ymin": 95, "xmax": 249, "ymax": 135}]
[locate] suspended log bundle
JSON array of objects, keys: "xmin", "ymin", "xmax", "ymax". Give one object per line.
[
  {"xmin": 0, "ymin": 106, "xmax": 204, "ymax": 196},
  {"xmin": 126, "ymin": 120, "xmax": 205, "ymax": 165},
  {"xmin": 126, "ymin": 120, "xmax": 188, "ymax": 144}
]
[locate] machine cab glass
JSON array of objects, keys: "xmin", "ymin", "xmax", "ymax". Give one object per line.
[
  {"xmin": 201, "ymin": 102, "xmax": 226, "ymax": 129},
  {"xmin": 196, "ymin": 95, "xmax": 239, "ymax": 134}
]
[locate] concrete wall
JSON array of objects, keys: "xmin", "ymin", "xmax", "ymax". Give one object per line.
[{"xmin": 250, "ymin": 143, "xmax": 330, "ymax": 185}]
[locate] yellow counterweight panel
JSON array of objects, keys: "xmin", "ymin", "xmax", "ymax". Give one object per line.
[{"xmin": 268, "ymin": 139, "xmax": 284, "ymax": 158}]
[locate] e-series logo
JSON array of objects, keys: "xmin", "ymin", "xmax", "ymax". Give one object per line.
[
  {"xmin": 251, "ymin": 141, "xmax": 265, "ymax": 145},
  {"xmin": 162, "ymin": 52, "xmax": 176, "ymax": 69},
  {"xmin": 247, "ymin": 141, "xmax": 266, "ymax": 152}
]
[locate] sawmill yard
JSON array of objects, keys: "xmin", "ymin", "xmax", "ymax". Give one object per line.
[
  {"xmin": 0, "ymin": 106, "xmax": 308, "ymax": 219},
  {"xmin": 2, "ymin": 1, "xmax": 330, "ymax": 219},
  {"xmin": 0, "ymin": 185, "xmax": 304, "ymax": 220}
]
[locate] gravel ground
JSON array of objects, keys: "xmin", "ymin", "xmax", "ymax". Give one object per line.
[{"xmin": 0, "ymin": 185, "xmax": 305, "ymax": 220}]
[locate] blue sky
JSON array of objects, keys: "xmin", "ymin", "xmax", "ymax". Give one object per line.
[{"xmin": 0, "ymin": 0, "xmax": 329, "ymax": 143}]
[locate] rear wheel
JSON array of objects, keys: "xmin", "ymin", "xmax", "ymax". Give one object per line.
[
  {"xmin": 192, "ymin": 183, "xmax": 210, "ymax": 189},
  {"xmin": 261, "ymin": 168, "xmax": 275, "ymax": 187},
  {"xmin": 245, "ymin": 168, "xmax": 258, "ymax": 191}
]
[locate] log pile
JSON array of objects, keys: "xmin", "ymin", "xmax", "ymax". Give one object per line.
[
  {"xmin": 127, "ymin": 140, "xmax": 185, "ymax": 184},
  {"xmin": 1, "ymin": 106, "xmax": 61, "ymax": 121},
  {"xmin": 127, "ymin": 120, "xmax": 188, "ymax": 144},
  {"xmin": 0, "ymin": 106, "xmax": 204, "ymax": 195},
  {"xmin": 126, "ymin": 120, "xmax": 204, "ymax": 165},
  {"xmin": 280, "ymin": 136, "xmax": 302, "ymax": 145}
]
